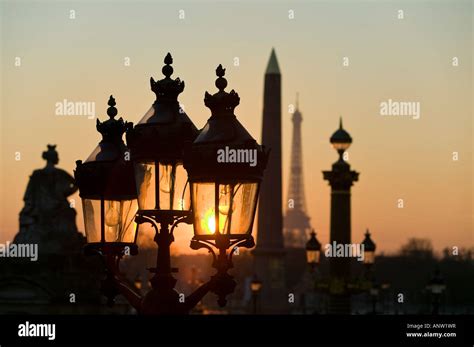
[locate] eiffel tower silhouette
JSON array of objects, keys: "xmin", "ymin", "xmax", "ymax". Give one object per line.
[{"xmin": 284, "ymin": 94, "xmax": 311, "ymax": 248}]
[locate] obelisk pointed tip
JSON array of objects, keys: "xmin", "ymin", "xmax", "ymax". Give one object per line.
[{"xmin": 265, "ymin": 48, "xmax": 280, "ymax": 75}]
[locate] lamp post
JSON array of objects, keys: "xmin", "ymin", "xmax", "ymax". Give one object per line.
[
  {"xmin": 125, "ymin": 52, "xmax": 201, "ymax": 314},
  {"xmin": 75, "ymin": 96, "xmax": 138, "ymax": 253},
  {"xmin": 323, "ymin": 118, "xmax": 359, "ymax": 314},
  {"xmin": 380, "ymin": 282, "xmax": 391, "ymax": 313},
  {"xmin": 76, "ymin": 54, "xmax": 266, "ymax": 314},
  {"xmin": 250, "ymin": 274, "xmax": 262, "ymax": 314},
  {"xmin": 306, "ymin": 230, "xmax": 322, "ymax": 272},
  {"xmin": 426, "ymin": 267, "xmax": 446, "ymax": 315},
  {"xmin": 362, "ymin": 229, "xmax": 376, "ymax": 274},
  {"xmin": 305, "ymin": 230, "xmax": 322, "ymax": 314},
  {"xmin": 361, "ymin": 229, "xmax": 377, "ymax": 314},
  {"xmin": 308, "ymin": 229, "xmax": 381, "ymax": 314},
  {"xmin": 369, "ymin": 283, "xmax": 379, "ymax": 315},
  {"xmin": 184, "ymin": 64, "xmax": 268, "ymax": 306},
  {"xmin": 75, "ymin": 95, "xmax": 139, "ymax": 306}
]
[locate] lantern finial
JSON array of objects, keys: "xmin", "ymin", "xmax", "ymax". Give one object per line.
[
  {"xmin": 362, "ymin": 229, "xmax": 376, "ymax": 252},
  {"xmin": 215, "ymin": 64, "xmax": 227, "ymax": 91},
  {"xmin": 97, "ymin": 95, "xmax": 132, "ymax": 144},
  {"xmin": 162, "ymin": 52, "xmax": 174, "ymax": 78},
  {"xmin": 204, "ymin": 64, "xmax": 240, "ymax": 117},
  {"xmin": 107, "ymin": 95, "xmax": 117, "ymax": 119},
  {"xmin": 150, "ymin": 53, "xmax": 184, "ymax": 101}
]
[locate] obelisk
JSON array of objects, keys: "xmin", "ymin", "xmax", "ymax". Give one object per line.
[{"xmin": 253, "ymin": 48, "xmax": 287, "ymax": 313}]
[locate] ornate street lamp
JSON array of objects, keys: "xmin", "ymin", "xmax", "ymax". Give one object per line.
[
  {"xmin": 127, "ymin": 53, "xmax": 198, "ymax": 216},
  {"xmin": 76, "ymin": 54, "xmax": 265, "ymax": 314},
  {"xmin": 306, "ymin": 230, "xmax": 322, "ymax": 270},
  {"xmin": 362, "ymin": 229, "xmax": 376, "ymax": 268},
  {"xmin": 323, "ymin": 118, "xmax": 359, "ymax": 314},
  {"xmin": 185, "ymin": 64, "xmax": 268, "ymax": 306},
  {"xmin": 75, "ymin": 96, "xmax": 138, "ymax": 256},
  {"xmin": 75, "ymin": 96, "xmax": 138, "ymax": 306},
  {"xmin": 426, "ymin": 267, "xmax": 446, "ymax": 314},
  {"xmin": 250, "ymin": 274, "xmax": 262, "ymax": 314},
  {"xmin": 124, "ymin": 53, "xmax": 204, "ymax": 314}
]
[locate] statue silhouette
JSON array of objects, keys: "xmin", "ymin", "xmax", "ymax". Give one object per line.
[
  {"xmin": 14, "ymin": 145, "xmax": 84, "ymax": 254},
  {"xmin": 1, "ymin": 145, "xmax": 106, "ymax": 314}
]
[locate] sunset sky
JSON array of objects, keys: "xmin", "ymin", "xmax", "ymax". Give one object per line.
[{"xmin": 1, "ymin": 0, "xmax": 472, "ymax": 255}]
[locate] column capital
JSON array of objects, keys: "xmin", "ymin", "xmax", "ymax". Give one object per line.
[{"xmin": 323, "ymin": 169, "xmax": 359, "ymax": 190}]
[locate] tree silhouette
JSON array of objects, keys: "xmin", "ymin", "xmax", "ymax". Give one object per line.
[{"xmin": 399, "ymin": 238, "xmax": 433, "ymax": 259}]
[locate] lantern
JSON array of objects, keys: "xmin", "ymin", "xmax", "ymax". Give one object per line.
[
  {"xmin": 306, "ymin": 230, "xmax": 322, "ymax": 267},
  {"xmin": 427, "ymin": 268, "xmax": 446, "ymax": 295},
  {"xmin": 75, "ymin": 96, "xmax": 138, "ymax": 254},
  {"xmin": 126, "ymin": 53, "xmax": 199, "ymax": 217},
  {"xmin": 362, "ymin": 229, "xmax": 376, "ymax": 266},
  {"xmin": 250, "ymin": 275, "xmax": 263, "ymax": 294},
  {"xmin": 185, "ymin": 64, "xmax": 268, "ymax": 245},
  {"xmin": 330, "ymin": 117, "xmax": 352, "ymax": 154}
]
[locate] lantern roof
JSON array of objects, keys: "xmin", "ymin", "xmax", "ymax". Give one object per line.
[
  {"xmin": 306, "ymin": 230, "xmax": 321, "ymax": 251},
  {"xmin": 75, "ymin": 96, "xmax": 136, "ymax": 200},
  {"xmin": 184, "ymin": 65, "xmax": 268, "ymax": 181},
  {"xmin": 84, "ymin": 96, "xmax": 132, "ymax": 163},
  {"xmin": 330, "ymin": 117, "xmax": 352, "ymax": 145},
  {"xmin": 362, "ymin": 229, "xmax": 376, "ymax": 252},
  {"xmin": 127, "ymin": 53, "xmax": 199, "ymax": 163}
]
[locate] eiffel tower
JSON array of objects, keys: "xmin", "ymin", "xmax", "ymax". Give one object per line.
[{"xmin": 284, "ymin": 95, "xmax": 311, "ymax": 248}]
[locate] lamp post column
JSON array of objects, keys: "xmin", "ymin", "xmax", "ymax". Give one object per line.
[
  {"xmin": 427, "ymin": 268, "xmax": 446, "ymax": 315},
  {"xmin": 323, "ymin": 118, "xmax": 359, "ymax": 314},
  {"xmin": 252, "ymin": 292, "xmax": 258, "ymax": 314},
  {"xmin": 432, "ymin": 294, "xmax": 440, "ymax": 315},
  {"xmin": 250, "ymin": 274, "xmax": 262, "ymax": 314}
]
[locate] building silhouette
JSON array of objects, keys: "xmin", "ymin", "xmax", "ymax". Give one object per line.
[
  {"xmin": 283, "ymin": 96, "xmax": 311, "ymax": 248},
  {"xmin": 253, "ymin": 48, "xmax": 287, "ymax": 313}
]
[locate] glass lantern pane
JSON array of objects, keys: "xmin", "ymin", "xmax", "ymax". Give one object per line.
[
  {"xmin": 219, "ymin": 183, "xmax": 258, "ymax": 235},
  {"xmin": 82, "ymin": 199, "xmax": 102, "ymax": 243},
  {"xmin": 82, "ymin": 198, "xmax": 138, "ymax": 244},
  {"xmin": 192, "ymin": 182, "xmax": 258, "ymax": 237},
  {"xmin": 104, "ymin": 199, "xmax": 138, "ymax": 243},
  {"xmin": 364, "ymin": 251, "xmax": 375, "ymax": 264},
  {"xmin": 134, "ymin": 161, "xmax": 190, "ymax": 211},
  {"xmin": 159, "ymin": 163, "xmax": 190, "ymax": 211},
  {"xmin": 332, "ymin": 142, "xmax": 350, "ymax": 151},
  {"xmin": 134, "ymin": 162, "xmax": 156, "ymax": 210},
  {"xmin": 217, "ymin": 184, "xmax": 232, "ymax": 234},
  {"xmin": 306, "ymin": 250, "xmax": 320, "ymax": 264},
  {"xmin": 250, "ymin": 282, "xmax": 262, "ymax": 292},
  {"xmin": 192, "ymin": 183, "xmax": 216, "ymax": 236}
]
